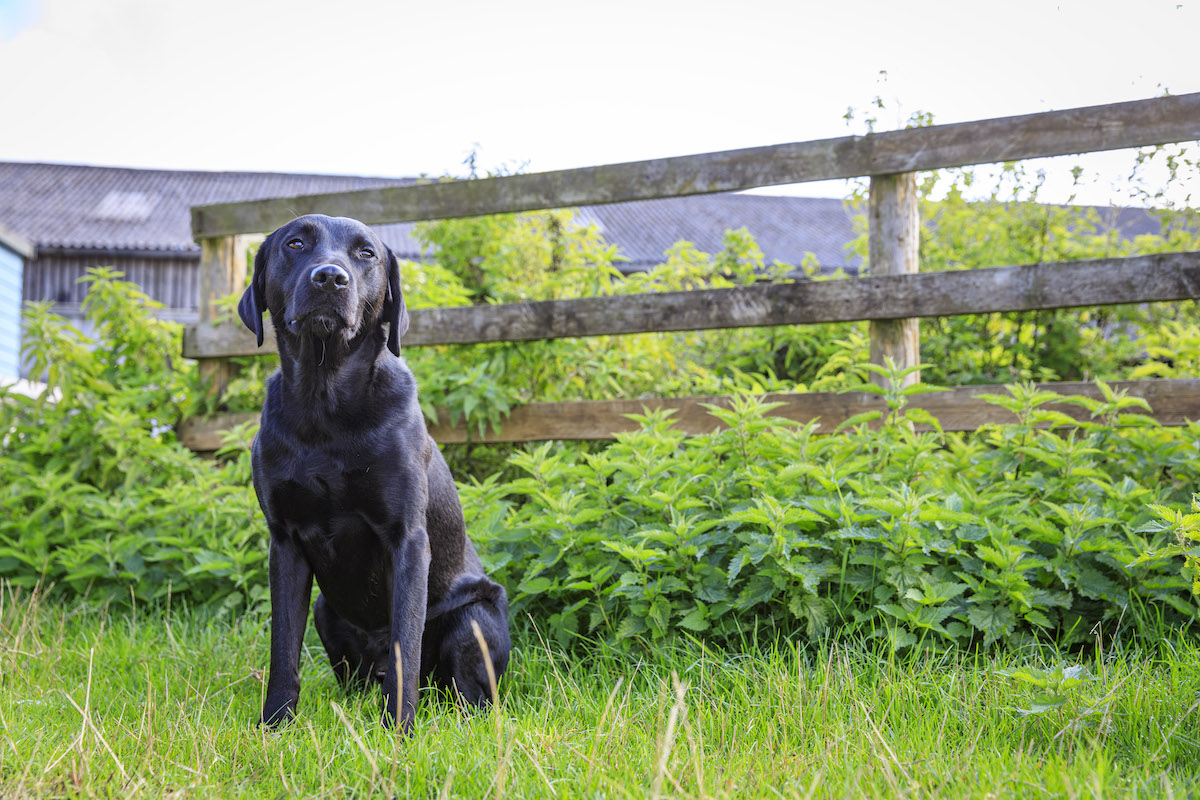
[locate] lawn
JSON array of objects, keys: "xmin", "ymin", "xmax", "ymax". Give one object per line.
[{"xmin": 1, "ymin": 588, "xmax": 1197, "ymax": 799}]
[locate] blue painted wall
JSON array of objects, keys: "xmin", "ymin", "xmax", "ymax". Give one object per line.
[{"xmin": 0, "ymin": 242, "xmax": 24, "ymax": 380}]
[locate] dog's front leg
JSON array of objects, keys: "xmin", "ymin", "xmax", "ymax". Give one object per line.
[
  {"xmin": 261, "ymin": 535, "xmax": 313, "ymax": 727},
  {"xmin": 382, "ymin": 523, "xmax": 430, "ymax": 732}
]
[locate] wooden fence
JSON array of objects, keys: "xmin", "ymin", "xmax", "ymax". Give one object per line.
[{"xmin": 180, "ymin": 93, "xmax": 1200, "ymax": 451}]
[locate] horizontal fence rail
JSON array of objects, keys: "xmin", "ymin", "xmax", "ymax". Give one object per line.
[
  {"xmin": 183, "ymin": 93, "xmax": 1200, "ymax": 449},
  {"xmin": 191, "ymin": 93, "xmax": 1200, "ymax": 238},
  {"xmin": 184, "ymin": 252, "xmax": 1200, "ymax": 359},
  {"xmin": 177, "ymin": 378, "xmax": 1200, "ymax": 450}
]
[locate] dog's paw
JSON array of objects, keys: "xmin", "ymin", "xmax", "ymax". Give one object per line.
[
  {"xmin": 259, "ymin": 701, "xmax": 296, "ymax": 729},
  {"xmin": 379, "ymin": 698, "xmax": 415, "ymax": 734}
]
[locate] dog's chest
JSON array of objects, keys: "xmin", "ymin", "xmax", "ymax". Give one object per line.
[{"xmin": 268, "ymin": 459, "xmax": 392, "ymax": 541}]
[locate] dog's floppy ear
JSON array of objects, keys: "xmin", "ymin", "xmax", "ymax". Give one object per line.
[
  {"xmin": 384, "ymin": 246, "xmax": 409, "ymax": 357},
  {"xmin": 237, "ymin": 233, "xmax": 272, "ymax": 347}
]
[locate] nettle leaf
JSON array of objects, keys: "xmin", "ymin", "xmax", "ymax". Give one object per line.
[
  {"xmin": 955, "ymin": 525, "xmax": 988, "ymax": 543},
  {"xmin": 724, "ymin": 507, "xmax": 771, "ymax": 527},
  {"xmin": 917, "ymin": 507, "xmax": 976, "ymax": 525},
  {"xmin": 647, "ymin": 595, "xmax": 673, "ymax": 636},
  {"xmin": 782, "ymin": 559, "xmax": 831, "ymax": 593},
  {"xmin": 1028, "ymin": 409, "xmax": 1081, "ymax": 429},
  {"xmin": 615, "ymin": 570, "xmax": 643, "ymax": 591},
  {"xmin": 788, "ymin": 594, "xmax": 829, "ymax": 637},
  {"xmin": 900, "ymin": 383, "xmax": 950, "ymax": 397},
  {"xmin": 678, "ymin": 603, "xmax": 710, "ymax": 632},
  {"xmin": 916, "ymin": 604, "xmax": 956, "ymax": 631},
  {"xmin": 694, "ymin": 567, "xmax": 731, "ymax": 603},
  {"xmin": 571, "ymin": 507, "xmax": 608, "ymax": 526},
  {"xmin": 616, "ymin": 615, "xmax": 648, "ymax": 640},
  {"xmin": 866, "ymin": 498, "xmax": 908, "ymax": 517},
  {"xmin": 887, "ymin": 626, "xmax": 918, "ymax": 652},
  {"xmin": 588, "ymin": 605, "xmax": 607, "ymax": 633},
  {"xmin": 737, "ymin": 575, "xmax": 778, "ymax": 609},
  {"xmin": 1024, "ymin": 609, "xmax": 1053, "ymax": 629},
  {"xmin": 518, "ymin": 575, "xmax": 555, "ymax": 595},
  {"xmin": 1075, "ymin": 565, "xmax": 1124, "ymax": 601},
  {"xmin": 830, "ymin": 524, "xmax": 885, "ymax": 541},
  {"xmin": 603, "ymin": 540, "xmax": 663, "ymax": 566},
  {"xmin": 834, "ymin": 410, "xmax": 883, "ymax": 433},
  {"xmin": 727, "ymin": 550, "xmax": 751, "ymax": 586},
  {"xmin": 902, "ymin": 407, "xmax": 944, "ymax": 434},
  {"xmin": 996, "ymin": 666, "xmax": 1050, "ymax": 688},
  {"xmin": 907, "ymin": 580, "xmax": 968, "ymax": 605},
  {"xmin": 1017, "ymin": 694, "xmax": 1069, "ymax": 716},
  {"xmin": 967, "ymin": 603, "xmax": 1016, "ymax": 644}
]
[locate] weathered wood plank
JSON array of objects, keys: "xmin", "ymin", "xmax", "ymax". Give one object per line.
[
  {"xmin": 868, "ymin": 173, "xmax": 920, "ymax": 388},
  {"xmin": 191, "ymin": 93, "xmax": 1200, "ymax": 238},
  {"xmin": 182, "ymin": 251, "xmax": 1200, "ymax": 359},
  {"xmin": 176, "ymin": 378, "xmax": 1200, "ymax": 450},
  {"xmin": 196, "ymin": 235, "xmax": 259, "ymax": 397}
]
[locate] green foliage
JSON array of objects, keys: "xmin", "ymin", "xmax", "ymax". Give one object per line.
[
  {"xmin": 845, "ymin": 159, "xmax": 1200, "ymax": 386},
  {"xmin": 463, "ymin": 374, "xmax": 1199, "ymax": 651},
  {"xmin": 404, "ymin": 218, "xmax": 867, "ymax": 444},
  {"xmin": 1128, "ymin": 318, "xmax": 1200, "ymax": 380},
  {"xmin": 0, "ymin": 270, "xmax": 266, "ymax": 610},
  {"xmin": 996, "ymin": 663, "xmax": 1100, "ymax": 719},
  {"xmin": 405, "ymin": 217, "xmax": 868, "ymax": 445},
  {"xmin": 1129, "ymin": 492, "xmax": 1200, "ymax": 593}
]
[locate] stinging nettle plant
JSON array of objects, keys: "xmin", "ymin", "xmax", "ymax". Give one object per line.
[{"xmin": 463, "ymin": 373, "xmax": 1199, "ymax": 652}]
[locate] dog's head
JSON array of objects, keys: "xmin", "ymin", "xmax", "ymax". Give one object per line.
[{"xmin": 238, "ymin": 214, "xmax": 409, "ymax": 358}]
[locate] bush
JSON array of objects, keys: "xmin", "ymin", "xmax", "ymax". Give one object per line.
[
  {"xmin": 0, "ymin": 270, "xmax": 266, "ymax": 611},
  {"xmin": 462, "ymin": 372, "xmax": 1200, "ymax": 651}
]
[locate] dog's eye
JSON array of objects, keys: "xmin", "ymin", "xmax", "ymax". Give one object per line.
[
  {"xmin": 286, "ymin": 238, "xmax": 304, "ymax": 250},
  {"xmin": 358, "ymin": 248, "xmax": 375, "ymax": 259}
]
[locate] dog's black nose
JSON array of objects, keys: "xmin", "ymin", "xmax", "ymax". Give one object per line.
[{"xmin": 310, "ymin": 264, "xmax": 350, "ymax": 292}]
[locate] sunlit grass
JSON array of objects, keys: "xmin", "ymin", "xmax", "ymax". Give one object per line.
[{"xmin": 1, "ymin": 586, "xmax": 1197, "ymax": 798}]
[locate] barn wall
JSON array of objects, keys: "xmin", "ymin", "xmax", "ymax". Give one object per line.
[
  {"xmin": 0, "ymin": 243, "xmax": 24, "ymax": 380},
  {"xmin": 23, "ymin": 252, "xmax": 201, "ymax": 309}
]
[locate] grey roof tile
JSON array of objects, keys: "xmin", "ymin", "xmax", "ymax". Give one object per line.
[
  {"xmin": 576, "ymin": 194, "xmax": 859, "ymax": 270},
  {"xmin": 0, "ymin": 162, "xmax": 418, "ymax": 253}
]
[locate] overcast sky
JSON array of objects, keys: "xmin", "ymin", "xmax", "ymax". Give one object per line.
[{"xmin": 1, "ymin": 0, "xmax": 1197, "ymax": 205}]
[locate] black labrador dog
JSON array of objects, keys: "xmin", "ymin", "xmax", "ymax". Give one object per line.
[{"xmin": 237, "ymin": 214, "xmax": 511, "ymax": 731}]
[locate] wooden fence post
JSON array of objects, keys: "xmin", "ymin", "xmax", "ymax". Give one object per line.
[
  {"xmin": 196, "ymin": 234, "xmax": 260, "ymax": 400},
  {"xmin": 868, "ymin": 172, "xmax": 920, "ymax": 389}
]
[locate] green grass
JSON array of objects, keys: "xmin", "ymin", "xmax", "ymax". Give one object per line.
[{"xmin": 1, "ymin": 587, "xmax": 1197, "ymax": 799}]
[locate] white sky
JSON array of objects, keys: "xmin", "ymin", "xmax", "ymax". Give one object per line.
[{"xmin": 1, "ymin": 0, "xmax": 1197, "ymax": 206}]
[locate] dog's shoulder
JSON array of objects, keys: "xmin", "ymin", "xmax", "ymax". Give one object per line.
[{"xmin": 371, "ymin": 354, "xmax": 420, "ymax": 397}]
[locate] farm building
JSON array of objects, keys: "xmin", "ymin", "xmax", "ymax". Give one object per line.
[
  {"xmin": 0, "ymin": 160, "xmax": 1170, "ymax": 378},
  {"xmin": 0, "ymin": 222, "xmax": 33, "ymax": 382}
]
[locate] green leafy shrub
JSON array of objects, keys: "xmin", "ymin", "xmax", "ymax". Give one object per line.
[
  {"xmin": 463, "ymin": 371, "xmax": 1200, "ymax": 651},
  {"xmin": 2, "ymin": 269, "xmax": 1197, "ymax": 654},
  {"xmin": 1129, "ymin": 493, "xmax": 1200, "ymax": 593},
  {"xmin": 0, "ymin": 270, "xmax": 266, "ymax": 610}
]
